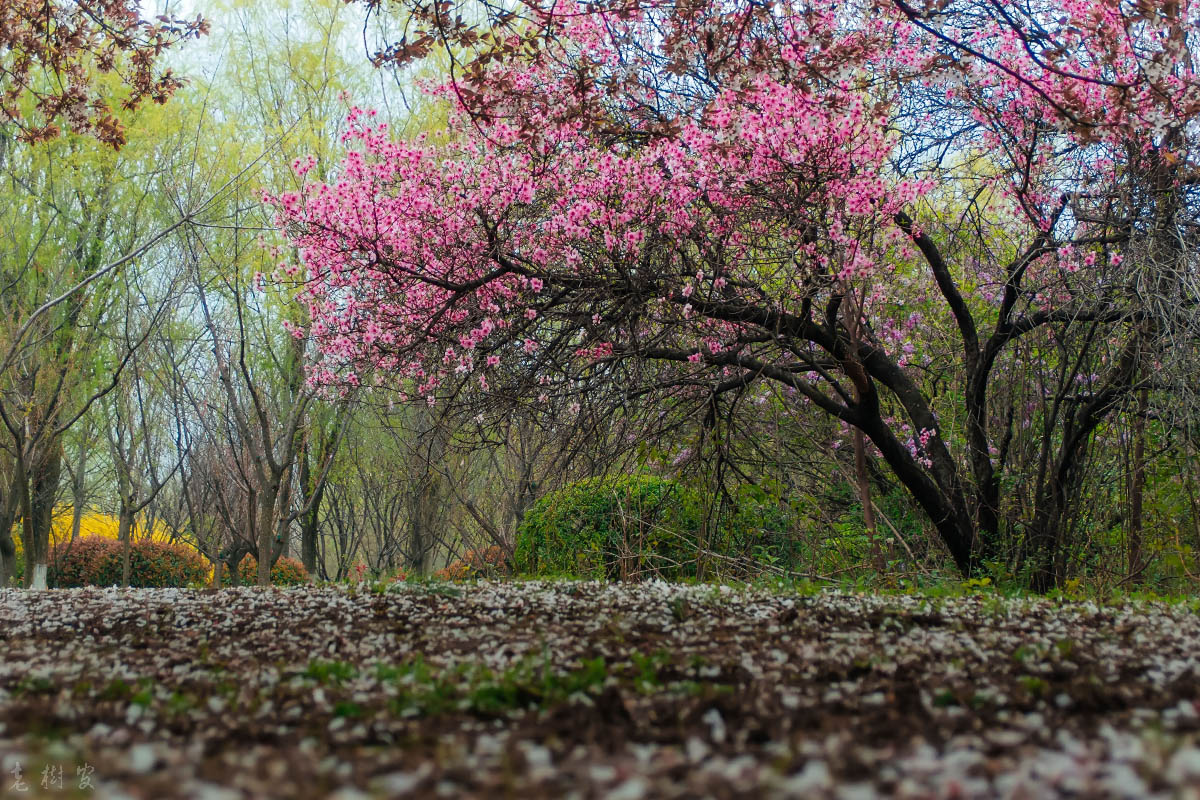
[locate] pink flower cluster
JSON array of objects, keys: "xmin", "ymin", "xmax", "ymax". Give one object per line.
[
  {"xmin": 266, "ymin": 0, "xmax": 1198, "ymax": 414},
  {"xmin": 268, "ymin": 7, "xmax": 926, "ymax": 392}
]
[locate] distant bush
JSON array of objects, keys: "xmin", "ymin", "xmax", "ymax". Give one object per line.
[
  {"xmin": 514, "ymin": 475, "xmax": 806, "ymax": 581},
  {"xmin": 714, "ymin": 483, "xmax": 803, "ymax": 567},
  {"xmin": 221, "ymin": 554, "xmax": 309, "ymax": 586},
  {"xmin": 433, "ymin": 545, "xmax": 509, "ymax": 581},
  {"xmin": 515, "ymin": 475, "xmax": 704, "ymax": 580},
  {"xmin": 50, "ymin": 536, "xmax": 210, "ymax": 588}
]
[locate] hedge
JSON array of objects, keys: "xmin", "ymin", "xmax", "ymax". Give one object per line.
[
  {"xmin": 49, "ymin": 536, "xmax": 210, "ymax": 588},
  {"xmin": 220, "ymin": 554, "xmax": 309, "ymax": 586},
  {"xmin": 514, "ymin": 474, "xmax": 704, "ymax": 580},
  {"xmin": 515, "ymin": 475, "xmax": 801, "ymax": 580}
]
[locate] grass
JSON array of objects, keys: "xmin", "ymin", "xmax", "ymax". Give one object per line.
[
  {"xmin": 303, "ymin": 659, "xmax": 358, "ymax": 685},
  {"xmin": 295, "ymin": 648, "xmax": 728, "ymax": 719},
  {"xmin": 308, "ymin": 549, "xmax": 1200, "ymax": 612}
]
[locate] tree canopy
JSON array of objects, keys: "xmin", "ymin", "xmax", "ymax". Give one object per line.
[{"xmin": 274, "ymin": 0, "xmax": 1200, "ymax": 586}]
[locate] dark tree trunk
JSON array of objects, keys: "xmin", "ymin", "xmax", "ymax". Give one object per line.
[
  {"xmin": 118, "ymin": 505, "xmax": 134, "ymax": 587},
  {"xmin": 1127, "ymin": 388, "xmax": 1149, "ymax": 583},
  {"xmin": 221, "ymin": 541, "xmax": 253, "ymax": 586},
  {"xmin": 25, "ymin": 442, "xmax": 63, "ymax": 588},
  {"xmin": 301, "ymin": 499, "xmax": 321, "ymax": 576},
  {"xmin": 858, "ymin": 411, "xmax": 977, "ymax": 577},
  {"xmin": 0, "ymin": 479, "xmax": 19, "ymax": 587}
]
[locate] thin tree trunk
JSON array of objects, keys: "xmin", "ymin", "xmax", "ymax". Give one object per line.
[
  {"xmin": 18, "ymin": 460, "xmax": 38, "ymax": 588},
  {"xmin": 26, "ymin": 460, "xmax": 47, "ymax": 586},
  {"xmin": 71, "ymin": 502, "xmax": 84, "ymax": 541},
  {"xmin": 298, "ymin": 437, "xmax": 328, "ymax": 578},
  {"xmin": 1127, "ymin": 388, "xmax": 1149, "ymax": 583},
  {"xmin": 28, "ymin": 442, "xmax": 62, "ymax": 589},
  {"xmin": 852, "ymin": 430, "xmax": 882, "ymax": 569},
  {"xmin": 843, "ymin": 287, "xmax": 883, "ymax": 572},
  {"xmin": 119, "ymin": 504, "xmax": 133, "ymax": 587},
  {"xmin": 301, "ymin": 499, "xmax": 321, "ymax": 578},
  {"xmin": 69, "ymin": 438, "xmax": 88, "ymax": 541},
  {"xmin": 0, "ymin": 479, "xmax": 19, "ymax": 587}
]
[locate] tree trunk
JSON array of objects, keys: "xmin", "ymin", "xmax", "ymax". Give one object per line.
[
  {"xmin": 0, "ymin": 531, "xmax": 16, "ymax": 587},
  {"xmin": 222, "ymin": 541, "xmax": 252, "ymax": 586},
  {"xmin": 69, "ymin": 439, "xmax": 88, "ymax": 541},
  {"xmin": 70, "ymin": 502, "xmax": 84, "ymax": 541},
  {"xmin": 855, "ymin": 410, "xmax": 977, "ymax": 578},
  {"xmin": 409, "ymin": 484, "xmax": 433, "ymax": 575},
  {"xmin": 852, "ymin": 430, "xmax": 883, "ymax": 571},
  {"xmin": 1127, "ymin": 388, "xmax": 1149, "ymax": 584},
  {"xmin": 27, "ymin": 442, "xmax": 62, "ymax": 589},
  {"xmin": 256, "ymin": 484, "xmax": 277, "ymax": 586},
  {"xmin": 301, "ymin": 501, "xmax": 321, "ymax": 578},
  {"xmin": 275, "ymin": 464, "xmax": 294, "ymax": 565},
  {"xmin": 0, "ymin": 479, "xmax": 19, "ymax": 588},
  {"xmin": 119, "ymin": 504, "xmax": 134, "ymax": 588},
  {"xmin": 407, "ymin": 413, "xmax": 447, "ymax": 575},
  {"xmin": 18, "ymin": 460, "xmax": 36, "ymax": 589},
  {"xmin": 843, "ymin": 289, "xmax": 883, "ymax": 573},
  {"xmin": 298, "ymin": 439, "xmax": 327, "ymax": 577},
  {"xmin": 1027, "ymin": 507, "xmax": 1061, "ymax": 594}
]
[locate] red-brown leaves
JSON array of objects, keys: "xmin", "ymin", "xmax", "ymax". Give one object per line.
[{"xmin": 0, "ymin": 0, "xmax": 207, "ymax": 148}]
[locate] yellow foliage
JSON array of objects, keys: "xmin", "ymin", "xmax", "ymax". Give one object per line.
[
  {"xmin": 12, "ymin": 510, "xmax": 198, "ymax": 556},
  {"xmin": 49, "ymin": 509, "xmax": 179, "ymax": 548}
]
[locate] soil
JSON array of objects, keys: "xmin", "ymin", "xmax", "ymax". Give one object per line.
[{"xmin": 0, "ymin": 582, "xmax": 1198, "ymax": 798}]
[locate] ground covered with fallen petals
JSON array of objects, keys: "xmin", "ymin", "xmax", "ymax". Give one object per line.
[{"xmin": 1, "ymin": 583, "xmax": 1200, "ymax": 799}]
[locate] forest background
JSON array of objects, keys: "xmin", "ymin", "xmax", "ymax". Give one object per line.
[{"xmin": 1, "ymin": 0, "xmax": 1198, "ymax": 595}]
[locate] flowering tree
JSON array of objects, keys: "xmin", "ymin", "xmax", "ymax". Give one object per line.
[
  {"xmin": 0, "ymin": 1, "xmax": 207, "ymax": 147},
  {"xmin": 275, "ymin": 0, "xmax": 1200, "ymax": 588}
]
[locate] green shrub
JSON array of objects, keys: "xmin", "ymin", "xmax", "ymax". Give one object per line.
[
  {"xmin": 715, "ymin": 483, "xmax": 803, "ymax": 566},
  {"xmin": 515, "ymin": 474, "xmax": 704, "ymax": 580},
  {"xmin": 515, "ymin": 475, "xmax": 807, "ymax": 581},
  {"xmin": 221, "ymin": 554, "xmax": 309, "ymax": 586},
  {"xmin": 50, "ymin": 536, "xmax": 210, "ymax": 588}
]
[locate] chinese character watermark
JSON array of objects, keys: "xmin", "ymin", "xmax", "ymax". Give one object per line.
[
  {"xmin": 8, "ymin": 762, "xmax": 27, "ymax": 793},
  {"xmin": 0, "ymin": 760, "xmax": 94, "ymax": 794},
  {"xmin": 39, "ymin": 764, "xmax": 62, "ymax": 791}
]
